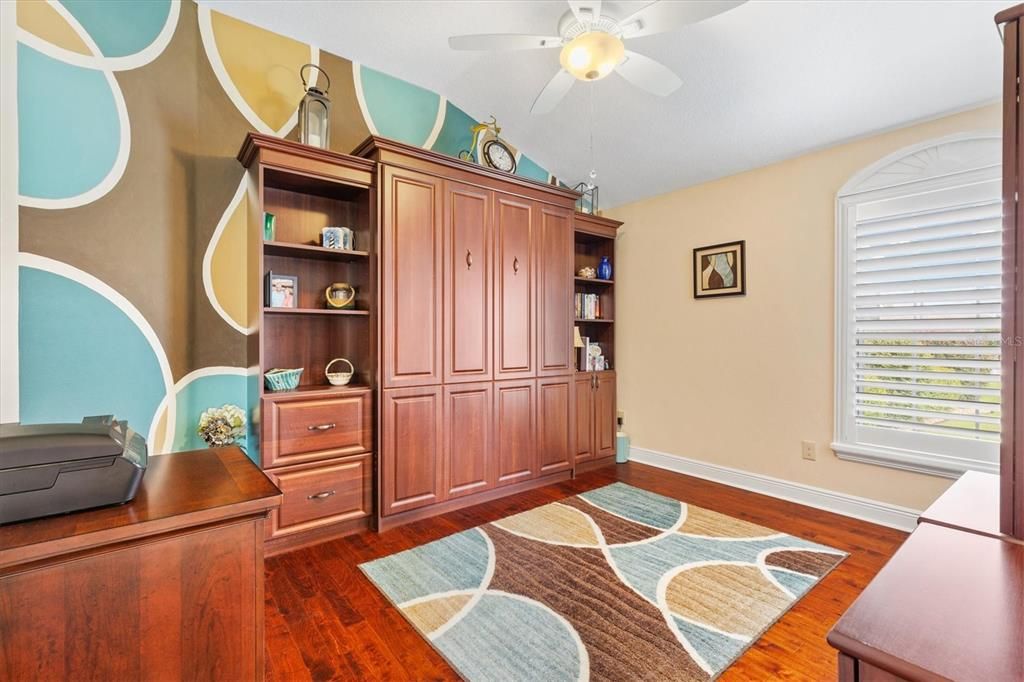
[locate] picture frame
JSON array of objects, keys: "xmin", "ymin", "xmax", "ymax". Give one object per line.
[
  {"xmin": 265, "ymin": 271, "xmax": 298, "ymax": 308},
  {"xmin": 693, "ymin": 240, "xmax": 746, "ymax": 299}
]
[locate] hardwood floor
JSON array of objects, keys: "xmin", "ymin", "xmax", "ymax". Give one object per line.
[{"xmin": 264, "ymin": 461, "xmax": 908, "ymax": 681}]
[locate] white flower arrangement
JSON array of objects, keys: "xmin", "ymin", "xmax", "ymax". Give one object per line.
[{"xmin": 197, "ymin": 404, "xmax": 246, "ymax": 447}]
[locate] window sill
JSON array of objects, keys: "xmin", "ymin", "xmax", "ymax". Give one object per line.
[{"xmin": 831, "ymin": 441, "xmax": 999, "ymax": 479}]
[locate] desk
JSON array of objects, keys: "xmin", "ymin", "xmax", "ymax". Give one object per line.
[
  {"xmin": 827, "ymin": 523, "xmax": 1024, "ymax": 681},
  {"xmin": 0, "ymin": 447, "xmax": 281, "ymax": 681}
]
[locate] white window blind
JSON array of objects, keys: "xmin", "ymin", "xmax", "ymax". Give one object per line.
[{"xmin": 835, "ymin": 135, "xmax": 1002, "ymax": 476}]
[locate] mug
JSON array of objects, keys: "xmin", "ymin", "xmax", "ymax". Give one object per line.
[{"xmin": 321, "ymin": 227, "xmax": 344, "ymax": 249}]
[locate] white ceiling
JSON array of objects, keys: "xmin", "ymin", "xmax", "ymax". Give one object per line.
[{"xmin": 203, "ymin": 0, "xmax": 1005, "ymax": 208}]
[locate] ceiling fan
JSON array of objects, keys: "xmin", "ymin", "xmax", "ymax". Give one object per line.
[{"xmin": 449, "ymin": 0, "xmax": 747, "ymax": 114}]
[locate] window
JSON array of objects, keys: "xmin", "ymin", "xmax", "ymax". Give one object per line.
[{"xmin": 834, "ymin": 133, "xmax": 1002, "ymax": 477}]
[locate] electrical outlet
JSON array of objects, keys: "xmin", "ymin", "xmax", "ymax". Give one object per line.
[{"xmin": 801, "ymin": 440, "xmax": 817, "ymax": 461}]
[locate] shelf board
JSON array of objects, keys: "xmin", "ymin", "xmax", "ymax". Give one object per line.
[
  {"xmin": 574, "ymin": 318, "xmax": 614, "ymax": 324},
  {"xmin": 264, "ymin": 240, "xmax": 369, "ymax": 261},
  {"xmin": 264, "ymin": 307, "xmax": 369, "ymax": 316},
  {"xmin": 574, "ymin": 277, "xmax": 614, "ymax": 286},
  {"xmin": 263, "ymin": 382, "xmax": 371, "ymax": 399}
]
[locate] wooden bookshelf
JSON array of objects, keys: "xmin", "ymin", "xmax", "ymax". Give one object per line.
[
  {"xmin": 242, "ymin": 134, "xmax": 377, "ymax": 393},
  {"xmin": 574, "ymin": 213, "xmax": 620, "ymax": 372}
]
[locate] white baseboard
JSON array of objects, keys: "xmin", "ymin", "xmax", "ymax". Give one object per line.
[{"xmin": 629, "ymin": 446, "xmax": 920, "ymax": 532}]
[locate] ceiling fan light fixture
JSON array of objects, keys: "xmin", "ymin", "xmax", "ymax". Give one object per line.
[{"xmin": 559, "ymin": 31, "xmax": 624, "ymax": 81}]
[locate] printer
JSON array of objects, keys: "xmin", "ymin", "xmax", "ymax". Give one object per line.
[{"xmin": 0, "ymin": 416, "xmax": 147, "ymax": 524}]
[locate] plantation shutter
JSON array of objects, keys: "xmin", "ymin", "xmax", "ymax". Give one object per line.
[{"xmin": 848, "ymin": 176, "xmax": 1002, "ymax": 467}]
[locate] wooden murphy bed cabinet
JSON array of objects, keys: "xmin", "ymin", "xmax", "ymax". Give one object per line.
[
  {"xmin": 239, "ymin": 134, "xmax": 378, "ymax": 555},
  {"xmin": 356, "ymin": 137, "xmax": 621, "ymax": 528}
]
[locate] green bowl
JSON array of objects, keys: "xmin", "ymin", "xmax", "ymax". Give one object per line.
[{"xmin": 264, "ymin": 368, "xmax": 303, "ymax": 392}]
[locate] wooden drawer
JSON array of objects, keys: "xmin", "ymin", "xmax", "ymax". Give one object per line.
[
  {"xmin": 262, "ymin": 390, "xmax": 372, "ymax": 468},
  {"xmin": 266, "ymin": 453, "xmax": 372, "ymax": 538}
]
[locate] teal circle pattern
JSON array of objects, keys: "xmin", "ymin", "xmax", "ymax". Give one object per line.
[
  {"xmin": 17, "ymin": 42, "xmax": 121, "ymax": 201},
  {"xmin": 61, "ymin": 0, "xmax": 173, "ymax": 58},
  {"xmin": 19, "ymin": 266, "xmax": 165, "ymax": 441},
  {"xmin": 359, "ymin": 65, "xmax": 442, "ymax": 147}
]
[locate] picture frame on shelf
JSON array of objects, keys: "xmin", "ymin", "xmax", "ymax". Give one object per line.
[{"xmin": 265, "ymin": 271, "xmax": 298, "ymax": 308}]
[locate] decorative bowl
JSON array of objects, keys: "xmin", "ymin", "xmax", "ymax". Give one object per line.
[{"xmin": 264, "ymin": 368, "xmax": 303, "ymax": 392}]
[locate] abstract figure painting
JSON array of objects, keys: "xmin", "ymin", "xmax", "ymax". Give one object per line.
[{"xmin": 693, "ymin": 240, "xmax": 746, "ymax": 298}]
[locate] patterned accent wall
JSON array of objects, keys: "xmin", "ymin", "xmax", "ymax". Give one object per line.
[{"xmin": 14, "ymin": 0, "xmax": 557, "ymax": 461}]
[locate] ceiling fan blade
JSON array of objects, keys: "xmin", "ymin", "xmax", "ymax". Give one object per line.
[
  {"xmin": 531, "ymin": 69, "xmax": 576, "ymax": 114},
  {"xmin": 568, "ymin": 0, "xmax": 602, "ymax": 26},
  {"xmin": 616, "ymin": 51, "xmax": 681, "ymax": 97},
  {"xmin": 617, "ymin": 0, "xmax": 746, "ymax": 39},
  {"xmin": 448, "ymin": 34, "xmax": 562, "ymax": 51}
]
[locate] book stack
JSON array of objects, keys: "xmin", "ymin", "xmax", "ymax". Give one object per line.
[{"xmin": 575, "ymin": 293, "xmax": 601, "ymax": 320}]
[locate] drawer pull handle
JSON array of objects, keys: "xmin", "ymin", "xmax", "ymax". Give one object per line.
[
  {"xmin": 466, "ymin": 249, "xmax": 473, "ymax": 269},
  {"xmin": 307, "ymin": 423, "xmax": 336, "ymax": 431},
  {"xmin": 307, "ymin": 490, "xmax": 336, "ymax": 500},
  {"xmin": 513, "ymin": 256, "xmax": 520, "ymax": 274}
]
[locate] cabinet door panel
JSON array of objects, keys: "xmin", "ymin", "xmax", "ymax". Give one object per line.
[
  {"xmin": 493, "ymin": 195, "xmax": 535, "ymax": 379},
  {"xmin": 382, "ymin": 167, "xmax": 443, "ymax": 388},
  {"xmin": 537, "ymin": 205, "xmax": 574, "ymax": 376},
  {"xmin": 538, "ymin": 376, "xmax": 572, "ymax": 475},
  {"xmin": 494, "ymin": 379, "xmax": 536, "ymax": 486},
  {"xmin": 574, "ymin": 374, "xmax": 595, "ymax": 463},
  {"xmin": 443, "ymin": 382, "xmax": 493, "ymax": 498},
  {"xmin": 381, "ymin": 386, "xmax": 444, "ymax": 515},
  {"xmin": 444, "ymin": 182, "xmax": 492, "ymax": 383},
  {"xmin": 595, "ymin": 371, "xmax": 617, "ymax": 458}
]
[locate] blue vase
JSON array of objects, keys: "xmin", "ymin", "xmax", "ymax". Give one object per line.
[{"xmin": 597, "ymin": 256, "xmax": 612, "ymax": 281}]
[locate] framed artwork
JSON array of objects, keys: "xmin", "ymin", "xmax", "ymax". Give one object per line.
[
  {"xmin": 693, "ymin": 240, "xmax": 746, "ymax": 299},
  {"xmin": 265, "ymin": 271, "xmax": 298, "ymax": 308}
]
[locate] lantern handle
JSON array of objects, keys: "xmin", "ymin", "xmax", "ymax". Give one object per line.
[{"xmin": 300, "ymin": 63, "xmax": 330, "ymax": 94}]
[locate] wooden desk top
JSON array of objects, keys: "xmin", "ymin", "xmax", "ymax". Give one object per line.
[
  {"xmin": 918, "ymin": 470, "xmax": 1008, "ymax": 540},
  {"xmin": 827, "ymin": 523, "xmax": 1024, "ymax": 681},
  {"xmin": 0, "ymin": 447, "xmax": 281, "ymax": 571}
]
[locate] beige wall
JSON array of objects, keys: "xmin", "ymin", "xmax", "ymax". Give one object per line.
[{"xmin": 607, "ymin": 103, "xmax": 1001, "ymax": 511}]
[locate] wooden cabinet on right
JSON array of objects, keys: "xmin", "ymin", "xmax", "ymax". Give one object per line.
[
  {"xmin": 575, "ymin": 373, "xmax": 596, "ymax": 462},
  {"xmin": 575, "ymin": 371, "xmax": 617, "ymax": 465},
  {"xmin": 595, "ymin": 371, "xmax": 617, "ymax": 458}
]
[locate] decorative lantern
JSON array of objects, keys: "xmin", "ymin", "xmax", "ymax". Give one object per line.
[
  {"xmin": 298, "ymin": 64, "xmax": 331, "ymax": 149},
  {"xmin": 573, "ymin": 181, "xmax": 599, "ymax": 215}
]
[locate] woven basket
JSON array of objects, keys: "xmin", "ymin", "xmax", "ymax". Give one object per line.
[
  {"xmin": 264, "ymin": 367, "xmax": 303, "ymax": 392},
  {"xmin": 325, "ymin": 358, "xmax": 354, "ymax": 386}
]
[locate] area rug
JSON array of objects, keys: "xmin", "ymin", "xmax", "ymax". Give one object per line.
[{"xmin": 360, "ymin": 482, "xmax": 846, "ymax": 681}]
